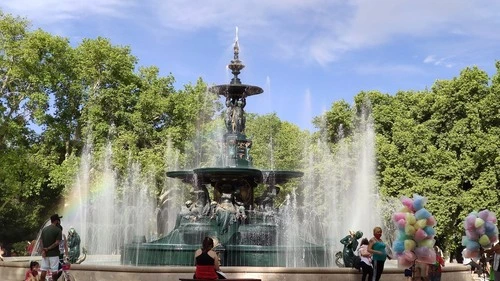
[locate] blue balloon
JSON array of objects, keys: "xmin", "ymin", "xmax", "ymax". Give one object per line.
[
  {"xmin": 465, "ymin": 241, "xmax": 480, "ymax": 251},
  {"xmin": 412, "ymin": 195, "xmax": 426, "ymax": 211},
  {"xmin": 423, "ymin": 226, "xmax": 436, "ymax": 236},
  {"xmin": 393, "ymin": 240, "xmax": 405, "ymax": 254},
  {"xmin": 415, "ymin": 208, "xmax": 431, "ymax": 220},
  {"xmin": 485, "ymin": 222, "xmax": 497, "ymax": 236}
]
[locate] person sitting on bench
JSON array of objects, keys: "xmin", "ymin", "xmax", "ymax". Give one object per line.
[{"xmin": 194, "ymin": 237, "xmax": 226, "ymax": 279}]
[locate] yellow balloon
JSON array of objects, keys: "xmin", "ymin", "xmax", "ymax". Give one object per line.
[
  {"xmin": 416, "ymin": 219, "xmax": 427, "ymax": 229},
  {"xmin": 475, "ymin": 218, "xmax": 485, "ymax": 228},
  {"xmin": 479, "ymin": 235, "xmax": 490, "ymax": 247},
  {"xmin": 400, "ymin": 206, "xmax": 412, "ymax": 213},
  {"xmin": 405, "ymin": 225, "xmax": 416, "ymax": 236},
  {"xmin": 418, "ymin": 239, "xmax": 435, "ymax": 248},
  {"xmin": 404, "ymin": 239, "xmax": 416, "ymax": 251},
  {"xmin": 406, "ymin": 213, "xmax": 417, "ymax": 225}
]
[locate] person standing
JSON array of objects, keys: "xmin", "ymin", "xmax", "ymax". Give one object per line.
[
  {"xmin": 429, "ymin": 246, "xmax": 445, "ymax": 281},
  {"xmin": 359, "ymin": 238, "xmax": 373, "ymax": 281},
  {"xmin": 368, "ymin": 226, "xmax": 387, "ymax": 281},
  {"xmin": 57, "ymin": 224, "xmax": 68, "ymax": 261},
  {"xmin": 485, "ymin": 234, "xmax": 500, "ymax": 281},
  {"xmin": 55, "ymin": 224, "xmax": 69, "ymax": 280},
  {"xmin": 40, "ymin": 214, "xmax": 63, "ymax": 281}
]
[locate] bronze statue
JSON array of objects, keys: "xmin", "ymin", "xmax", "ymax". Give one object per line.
[
  {"xmin": 225, "ymin": 97, "xmax": 246, "ymax": 134},
  {"xmin": 340, "ymin": 230, "xmax": 363, "ymax": 267},
  {"xmin": 225, "ymin": 97, "xmax": 235, "ymax": 132},
  {"xmin": 67, "ymin": 228, "xmax": 81, "ymax": 264}
]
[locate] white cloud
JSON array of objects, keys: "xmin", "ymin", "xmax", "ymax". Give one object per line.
[
  {"xmin": 423, "ymin": 55, "xmax": 454, "ymax": 68},
  {"xmin": 424, "ymin": 56, "xmax": 435, "ymax": 64},
  {"xmin": 2, "ymin": 0, "xmax": 135, "ymax": 22},
  {"xmin": 150, "ymin": 0, "xmax": 500, "ymax": 66},
  {"xmin": 2, "ymin": 0, "xmax": 500, "ymax": 66}
]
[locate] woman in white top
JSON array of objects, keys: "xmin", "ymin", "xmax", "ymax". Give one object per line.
[{"xmin": 358, "ymin": 238, "xmax": 373, "ymax": 281}]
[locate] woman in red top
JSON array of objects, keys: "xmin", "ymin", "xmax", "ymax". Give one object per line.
[{"xmin": 194, "ymin": 237, "xmax": 226, "ymax": 279}]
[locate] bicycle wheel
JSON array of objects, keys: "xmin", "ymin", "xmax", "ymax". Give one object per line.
[{"xmin": 63, "ymin": 272, "xmax": 76, "ymax": 281}]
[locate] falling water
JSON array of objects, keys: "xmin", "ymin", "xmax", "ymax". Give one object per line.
[
  {"xmin": 282, "ymin": 101, "xmax": 381, "ymax": 267},
  {"xmin": 157, "ymin": 139, "xmax": 183, "ymax": 237},
  {"xmin": 62, "ymin": 141, "xmax": 157, "ymax": 258}
]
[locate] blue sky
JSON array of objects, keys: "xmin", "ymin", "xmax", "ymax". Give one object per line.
[{"xmin": 2, "ymin": 0, "xmax": 500, "ymax": 130}]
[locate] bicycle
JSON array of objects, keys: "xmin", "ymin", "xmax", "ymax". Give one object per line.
[
  {"xmin": 45, "ymin": 261, "xmax": 75, "ymax": 281},
  {"xmin": 335, "ymin": 250, "xmax": 344, "ymax": 267}
]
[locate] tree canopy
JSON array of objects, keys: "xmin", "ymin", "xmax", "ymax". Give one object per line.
[{"xmin": 318, "ymin": 66, "xmax": 500, "ymax": 253}]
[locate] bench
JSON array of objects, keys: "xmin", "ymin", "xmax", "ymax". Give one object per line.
[{"xmin": 180, "ymin": 279, "xmax": 261, "ymax": 281}]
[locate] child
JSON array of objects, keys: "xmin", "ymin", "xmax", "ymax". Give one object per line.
[
  {"xmin": 429, "ymin": 246, "xmax": 445, "ymax": 281},
  {"xmin": 25, "ymin": 261, "xmax": 40, "ymax": 281},
  {"xmin": 359, "ymin": 238, "xmax": 373, "ymax": 281}
]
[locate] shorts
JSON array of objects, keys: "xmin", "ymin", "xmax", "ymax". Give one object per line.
[{"xmin": 41, "ymin": 256, "xmax": 59, "ymax": 272}]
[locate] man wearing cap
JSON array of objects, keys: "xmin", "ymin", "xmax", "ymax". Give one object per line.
[{"xmin": 40, "ymin": 214, "xmax": 63, "ymax": 281}]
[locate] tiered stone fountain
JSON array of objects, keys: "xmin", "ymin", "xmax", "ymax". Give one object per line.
[{"xmin": 121, "ymin": 38, "xmax": 327, "ymax": 267}]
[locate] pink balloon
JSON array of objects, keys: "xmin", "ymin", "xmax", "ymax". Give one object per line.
[
  {"xmin": 404, "ymin": 250, "xmax": 416, "ymax": 261},
  {"xmin": 466, "ymin": 215, "xmax": 477, "ymax": 229},
  {"xmin": 393, "ymin": 213, "xmax": 407, "ymax": 222},
  {"xmin": 398, "ymin": 256, "xmax": 413, "ymax": 268},
  {"xmin": 478, "ymin": 210, "xmax": 490, "ymax": 221},
  {"xmin": 414, "ymin": 229, "xmax": 428, "ymax": 242},
  {"xmin": 489, "ymin": 235, "xmax": 498, "ymax": 244},
  {"xmin": 427, "ymin": 216, "xmax": 437, "ymax": 226},
  {"xmin": 397, "ymin": 219, "xmax": 406, "ymax": 229},
  {"xmin": 466, "ymin": 229, "xmax": 479, "ymax": 241},
  {"xmin": 401, "ymin": 197, "xmax": 414, "ymax": 212},
  {"xmin": 487, "ymin": 213, "xmax": 498, "ymax": 224}
]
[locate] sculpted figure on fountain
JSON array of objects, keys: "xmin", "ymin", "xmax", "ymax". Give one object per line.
[
  {"xmin": 68, "ymin": 228, "xmax": 81, "ymax": 264},
  {"xmin": 340, "ymin": 230, "xmax": 363, "ymax": 267},
  {"xmin": 216, "ymin": 192, "xmax": 237, "ymax": 234},
  {"xmin": 225, "ymin": 96, "xmax": 246, "ymax": 134}
]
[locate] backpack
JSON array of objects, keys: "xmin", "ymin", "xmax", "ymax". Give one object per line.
[{"xmin": 352, "ymin": 255, "xmax": 362, "ymax": 270}]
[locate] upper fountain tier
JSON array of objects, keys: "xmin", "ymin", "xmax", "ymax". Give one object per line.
[{"xmin": 210, "ymin": 38, "xmax": 263, "ymax": 99}]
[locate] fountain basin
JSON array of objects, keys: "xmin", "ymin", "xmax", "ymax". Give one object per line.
[{"xmin": 0, "ymin": 259, "xmax": 474, "ymax": 281}]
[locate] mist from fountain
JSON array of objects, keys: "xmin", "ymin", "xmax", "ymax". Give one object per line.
[
  {"xmin": 62, "ymin": 142, "xmax": 157, "ymax": 258},
  {"xmin": 281, "ymin": 101, "xmax": 381, "ymax": 267},
  {"xmin": 59, "ymin": 86, "xmax": 223, "ymax": 259}
]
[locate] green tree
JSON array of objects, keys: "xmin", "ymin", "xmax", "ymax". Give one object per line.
[
  {"xmin": 371, "ymin": 66, "xmax": 500, "ymax": 254},
  {"xmin": 245, "ymin": 113, "xmax": 307, "ymax": 204},
  {"xmin": 0, "ymin": 12, "xmax": 76, "ymax": 241}
]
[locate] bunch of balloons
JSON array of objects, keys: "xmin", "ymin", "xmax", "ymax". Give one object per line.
[
  {"xmin": 462, "ymin": 209, "xmax": 498, "ymax": 258},
  {"xmin": 392, "ymin": 194, "xmax": 437, "ymax": 267}
]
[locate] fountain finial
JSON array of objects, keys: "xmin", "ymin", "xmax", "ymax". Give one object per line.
[
  {"xmin": 234, "ymin": 27, "xmax": 240, "ymax": 61},
  {"xmin": 228, "ymin": 27, "xmax": 245, "ymax": 85}
]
